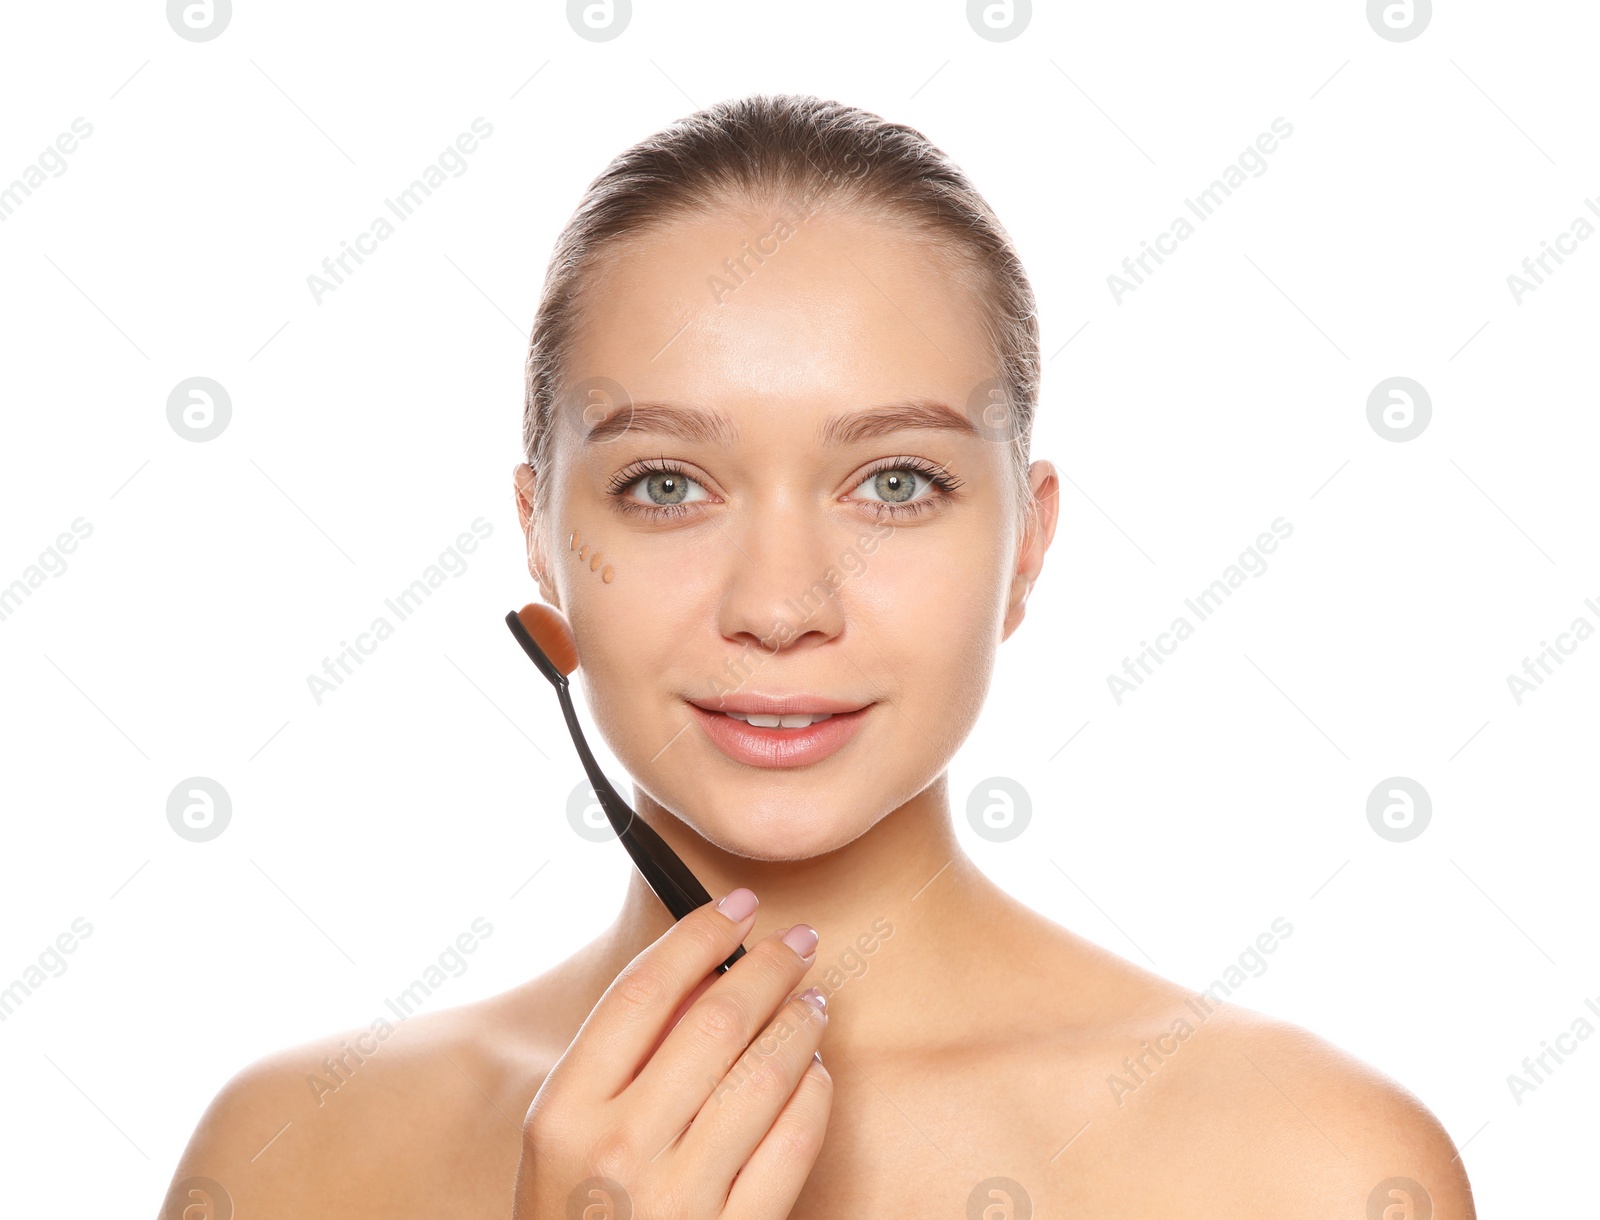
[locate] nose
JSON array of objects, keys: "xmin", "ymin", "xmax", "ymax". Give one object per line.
[{"xmin": 712, "ymin": 496, "xmax": 849, "ymax": 653}]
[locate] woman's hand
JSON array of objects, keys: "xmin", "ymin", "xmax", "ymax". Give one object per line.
[{"xmin": 513, "ymin": 888, "xmax": 833, "ymax": 1218}]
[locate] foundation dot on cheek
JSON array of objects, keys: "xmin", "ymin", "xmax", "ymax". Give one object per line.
[
  {"xmin": 590, "ymin": 552, "xmax": 604, "ymax": 571},
  {"xmin": 602, "ymin": 564, "xmax": 614, "ymax": 583}
]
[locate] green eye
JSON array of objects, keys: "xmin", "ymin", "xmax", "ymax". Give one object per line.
[
  {"xmin": 849, "ymin": 458, "xmax": 962, "ymax": 518},
  {"xmin": 857, "ymin": 464, "xmax": 934, "ymax": 502},
  {"xmin": 859, "ymin": 468, "xmax": 922, "ymax": 504},
  {"xmin": 606, "ymin": 461, "xmax": 711, "ymax": 517},
  {"xmin": 641, "ymin": 470, "xmax": 694, "ymax": 505}
]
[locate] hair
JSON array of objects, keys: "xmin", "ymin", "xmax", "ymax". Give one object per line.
[{"xmin": 521, "ymin": 92, "xmax": 1041, "ymax": 534}]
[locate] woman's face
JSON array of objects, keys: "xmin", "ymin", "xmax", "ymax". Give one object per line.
[{"xmin": 515, "ymin": 205, "xmax": 1056, "ymax": 860}]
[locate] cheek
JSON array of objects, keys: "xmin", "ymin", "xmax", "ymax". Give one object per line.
[
  {"xmin": 565, "ymin": 526, "xmax": 618, "ymax": 584},
  {"xmin": 860, "ymin": 531, "xmax": 1005, "ymax": 714},
  {"xmin": 865, "ymin": 526, "xmax": 1007, "ymax": 637},
  {"xmin": 562, "ymin": 524, "xmax": 712, "ymax": 727}
]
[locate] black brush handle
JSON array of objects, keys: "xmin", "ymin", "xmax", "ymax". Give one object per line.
[
  {"xmin": 506, "ymin": 610, "xmax": 746, "ymax": 973},
  {"xmin": 554, "ymin": 684, "xmax": 746, "ymax": 974}
]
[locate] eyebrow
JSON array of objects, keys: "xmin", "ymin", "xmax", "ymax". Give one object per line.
[{"xmin": 581, "ymin": 397, "xmax": 983, "ymax": 447}]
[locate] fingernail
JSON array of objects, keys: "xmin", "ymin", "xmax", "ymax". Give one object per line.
[
  {"xmin": 714, "ymin": 887, "xmax": 758, "ymax": 922},
  {"xmin": 781, "ymin": 923, "xmax": 818, "ymax": 961},
  {"xmin": 797, "ymin": 986, "xmax": 827, "ymax": 1013},
  {"xmin": 813, "ymin": 1051, "xmax": 823, "ymax": 1065}
]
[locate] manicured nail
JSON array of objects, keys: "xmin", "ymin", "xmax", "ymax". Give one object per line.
[
  {"xmin": 798, "ymin": 987, "xmax": 827, "ymax": 1013},
  {"xmin": 813, "ymin": 1051, "xmax": 823, "ymax": 1065},
  {"xmin": 781, "ymin": 923, "xmax": 818, "ymax": 961},
  {"xmin": 714, "ymin": 887, "xmax": 758, "ymax": 922}
]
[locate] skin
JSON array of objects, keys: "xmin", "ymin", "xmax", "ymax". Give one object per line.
[{"xmin": 163, "ymin": 205, "xmax": 1477, "ymax": 1218}]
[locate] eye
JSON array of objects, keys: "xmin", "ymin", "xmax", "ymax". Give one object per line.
[
  {"xmin": 606, "ymin": 459, "xmax": 712, "ymax": 519},
  {"xmin": 628, "ymin": 469, "xmax": 708, "ymax": 507},
  {"xmin": 853, "ymin": 466, "xmax": 927, "ymax": 504},
  {"xmin": 844, "ymin": 454, "xmax": 966, "ymax": 515}
]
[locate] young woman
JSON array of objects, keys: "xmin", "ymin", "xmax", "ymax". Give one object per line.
[{"xmin": 165, "ymin": 94, "xmax": 1477, "ymax": 1219}]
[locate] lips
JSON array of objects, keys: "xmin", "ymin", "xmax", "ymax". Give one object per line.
[
  {"xmin": 688, "ymin": 693, "xmax": 871, "ymax": 716},
  {"xmin": 686, "ymin": 700, "xmax": 872, "ymax": 768}
]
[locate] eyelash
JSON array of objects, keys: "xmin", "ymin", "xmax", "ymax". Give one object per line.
[{"xmin": 604, "ymin": 455, "xmax": 965, "ymax": 523}]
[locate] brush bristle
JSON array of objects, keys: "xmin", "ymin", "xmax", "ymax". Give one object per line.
[{"xmin": 517, "ymin": 603, "xmax": 579, "ymax": 676}]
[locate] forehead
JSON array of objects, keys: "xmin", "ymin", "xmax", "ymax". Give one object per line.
[{"xmin": 564, "ymin": 207, "xmax": 999, "ymax": 433}]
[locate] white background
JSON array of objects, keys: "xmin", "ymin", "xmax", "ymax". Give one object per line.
[{"xmin": 1, "ymin": 0, "xmax": 1594, "ymax": 1213}]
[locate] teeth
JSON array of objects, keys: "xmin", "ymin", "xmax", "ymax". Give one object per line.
[{"xmin": 722, "ymin": 711, "xmax": 834, "ymax": 728}]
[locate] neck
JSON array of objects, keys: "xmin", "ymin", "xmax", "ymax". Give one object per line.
[{"xmin": 598, "ymin": 771, "xmax": 1005, "ymax": 1057}]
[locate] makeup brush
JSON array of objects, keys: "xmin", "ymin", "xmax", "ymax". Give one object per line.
[{"xmin": 506, "ymin": 602, "xmax": 747, "ymax": 973}]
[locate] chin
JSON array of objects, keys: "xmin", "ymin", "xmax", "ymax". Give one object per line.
[{"xmin": 653, "ymin": 786, "xmax": 869, "ymax": 862}]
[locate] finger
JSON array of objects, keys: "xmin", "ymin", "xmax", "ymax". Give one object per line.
[
  {"xmin": 719, "ymin": 1056, "xmax": 833, "ymax": 1220},
  {"xmin": 679, "ymin": 988, "xmax": 828, "ymax": 1184},
  {"xmin": 558, "ymin": 890, "xmax": 759, "ymax": 1101},
  {"xmin": 630, "ymin": 970, "xmax": 718, "ymax": 1083},
  {"xmin": 623, "ymin": 928, "xmax": 820, "ymax": 1157}
]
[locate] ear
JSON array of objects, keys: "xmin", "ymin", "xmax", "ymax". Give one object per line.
[
  {"xmin": 512, "ymin": 462, "xmax": 561, "ymax": 609},
  {"xmin": 1001, "ymin": 460, "xmax": 1059, "ymax": 643}
]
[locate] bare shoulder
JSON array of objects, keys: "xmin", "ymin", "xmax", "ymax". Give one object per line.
[
  {"xmin": 159, "ymin": 960, "xmax": 595, "ymax": 1220},
  {"xmin": 1119, "ymin": 992, "xmax": 1479, "ymax": 1218},
  {"xmin": 999, "ymin": 903, "xmax": 1476, "ymax": 1217}
]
